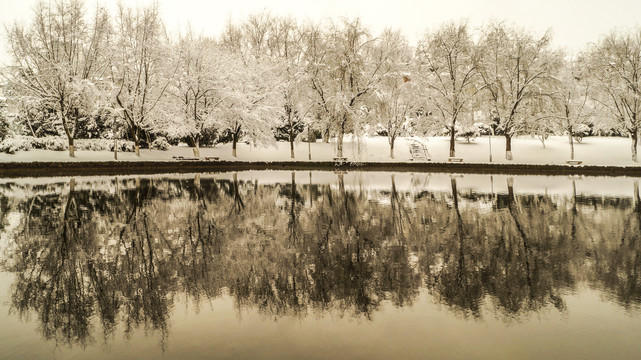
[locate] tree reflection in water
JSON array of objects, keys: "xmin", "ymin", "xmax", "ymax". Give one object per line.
[{"xmin": 1, "ymin": 172, "xmax": 640, "ymax": 347}]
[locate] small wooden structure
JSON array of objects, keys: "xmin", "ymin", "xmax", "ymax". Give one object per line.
[
  {"xmin": 408, "ymin": 139, "xmax": 431, "ymax": 161},
  {"xmin": 333, "ymin": 157, "xmax": 348, "ymax": 165},
  {"xmin": 172, "ymin": 156, "xmax": 199, "ymax": 161}
]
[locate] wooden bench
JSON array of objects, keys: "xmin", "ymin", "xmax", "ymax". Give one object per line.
[
  {"xmin": 448, "ymin": 157, "xmax": 464, "ymax": 162},
  {"xmin": 204, "ymin": 156, "xmax": 220, "ymax": 161},
  {"xmin": 333, "ymin": 157, "xmax": 348, "ymax": 165},
  {"xmin": 566, "ymin": 160, "xmax": 583, "ymax": 165},
  {"xmin": 172, "ymin": 156, "xmax": 199, "ymax": 161}
]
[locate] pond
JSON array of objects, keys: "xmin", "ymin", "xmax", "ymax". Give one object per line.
[{"xmin": 0, "ymin": 171, "xmax": 640, "ymax": 359}]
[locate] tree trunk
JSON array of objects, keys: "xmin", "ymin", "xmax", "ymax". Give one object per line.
[
  {"xmin": 232, "ymin": 136, "xmax": 238, "ymax": 157},
  {"xmin": 336, "ymin": 114, "xmax": 346, "ymax": 158},
  {"xmin": 131, "ymin": 126, "xmax": 140, "ymax": 157},
  {"xmin": 68, "ymin": 137, "xmax": 75, "ymax": 158},
  {"xmin": 114, "ymin": 137, "xmax": 118, "ymax": 160},
  {"xmin": 59, "ymin": 103, "xmax": 75, "ymax": 158},
  {"xmin": 61, "ymin": 119, "xmax": 75, "ymax": 157},
  {"xmin": 505, "ymin": 134, "xmax": 513, "ymax": 160},
  {"xmin": 308, "ymin": 127, "xmax": 312, "ymax": 160},
  {"xmin": 323, "ymin": 127, "xmax": 330, "ymax": 143},
  {"xmin": 389, "ymin": 139, "xmax": 395, "ymax": 159},
  {"xmin": 568, "ymin": 125, "xmax": 575, "ymax": 160},
  {"xmin": 192, "ymin": 136, "xmax": 200, "ymax": 157},
  {"xmin": 632, "ymin": 128, "xmax": 638, "ymax": 162},
  {"xmin": 290, "ymin": 134, "xmax": 295, "ymax": 159},
  {"xmin": 232, "ymin": 125, "xmax": 241, "ymax": 157},
  {"xmin": 449, "ymin": 125, "xmax": 456, "ymax": 158}
]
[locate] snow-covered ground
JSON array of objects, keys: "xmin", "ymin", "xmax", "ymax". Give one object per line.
[{"xmin": 0, "ymin": 135, "xmax": 639, "ymax": 166}]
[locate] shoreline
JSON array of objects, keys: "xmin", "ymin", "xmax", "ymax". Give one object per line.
[{"xmin": 1, "ymin": 160, "xmax": 641, "ymax": 178}]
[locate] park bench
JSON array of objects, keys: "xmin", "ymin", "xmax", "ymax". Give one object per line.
[
  {"xmin": 172, "ymin": 156, "xmax": 199, "ymax": 161},
  {"xmin": 333, "ymin": 157, "xmax": 348, "ymax": 165},
  {"xmin": 204, "ymin": 156, "xmax": 220, "ymax": 161},
  {"xmin": 448, "ymin": 157, "xmax": 464, "ymax": 162},
  {"xmin": 566, "ymin": 160, "xmax": 583, "ymax": 165}
]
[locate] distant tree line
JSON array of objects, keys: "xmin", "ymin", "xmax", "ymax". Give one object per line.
[{"xmin": 2, "ymin": 0, "xmax": 641, "ymax": 160}]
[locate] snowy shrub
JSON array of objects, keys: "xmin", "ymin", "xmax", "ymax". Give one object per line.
[
  {"xmin": 0, "ymin": 136, "xmax": 138, "ymax": 154},
  {"xmin": 0, "ymin": 136, "xmax": 33, "ymax": 154},
  {"xmin": 75, "ymin": 138, "xmax": 136, "ymax": 152},
  {"xmin": 37, "ymin": 137, "xmax": 66, "ymax": 151},
  {"xmin": 0, "ymin": 117, "xmax": 8, "ymax": 141},
  {"xmin": 151, "ymin": 136, "xmax": 171, "ymax": 151}
]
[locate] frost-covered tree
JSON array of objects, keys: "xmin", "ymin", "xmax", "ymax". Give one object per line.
[
  {"xmin": 268, "ymin": 17, "xmax": 310, "ymax": 158},
  {"xmin": 417, "ymin": 21, "xmax": 482, "ymax": 158},
  {"xmin": 305, "ymin": 19, "xmax": 393, "ymax": 158},
  {"xmin": 217, "ymin": 25, "xmax": 283, "ymax": 157},
  {"xmin": 241, "ymin": 13, "xmax": 309, "ymax": 158},
  {"xmin": 4, "ymin": 0, "xmax": 110, "ymax": 156},
  {"xmin": 586, "ymin": 29, "xmax": 641, "ymax": 161},
  {"xmin": 300, "ymin": 21, "xmax": 333, "ymax": 143},
  {"xmin": 476, "ymin": 23, "xmax": 562, "ymax": 160},
  {"xmin": 162, "ymin": 31, "xmax": 230, "ymax": 157},
  {"xmin": 223, "ymin": 58, "xmax": 282, "ymax": 157},
  {"xmin": 110, "ymin": 2, "xmax": 172, "ymax": 156},
  {"xmin": 549, "ymin": 58, "xmax": 595, "ymax": 160},
  {"xmin": 371, "ymin": 29, "xmax": 421, "ymax": 158}
]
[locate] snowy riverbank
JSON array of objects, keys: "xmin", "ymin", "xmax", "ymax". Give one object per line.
[{"xmin": 0, "ymin": 135, "xmax": 639, "ymax": 167}]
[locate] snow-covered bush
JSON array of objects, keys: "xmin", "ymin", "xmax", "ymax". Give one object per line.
[
  {"xmin": 452, "ymin": 122, "xmax": 483, "ymax": 142},
  {"xmin": 0, "ymin": 98, "xmax": 8, "ymax": 141},
  {"xmin": 0, "ymin": 118, "xmax": 8, "ymax": 142},
  {"xmin": 151, "ymin": 136, "xmax": 170, "ymax": 151},
  {"xmin": 75, "ymin": 139, "xmax": 136, "ymax": 152},
  {"xmin": 32, "ymin": 137, "xmax": 66, "ymax": 151},
  {"xmin": 0, "ymin": 136, "xmax": 33, "ymax": 154},
  {"xmin": 0, "ymin": 136, "xmax": 138, "ymax": 153}
]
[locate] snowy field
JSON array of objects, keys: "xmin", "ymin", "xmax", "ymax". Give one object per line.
[{"xmin": 0, "ymin": 135, "xmax": 639, "ymax": 166}]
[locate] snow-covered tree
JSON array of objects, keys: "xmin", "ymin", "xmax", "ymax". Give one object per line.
[
  {"xmin": 305, "ymin": 19, "xmax": 393, "ymax": 158},
  {"xmin": 417, "ymin": 21, "xmax": 482, "ymax": 158},
  {"xmin": 476, "ymin": 23, "xmax": 562, "ymax": 160},
  {"xmin": 4, "ymin": 0, "xmax": 110, "ymax": 156},
  {"xmin": 242, "ymin": 13, "xmax": 310, "ymax": 158},
  {"xmin": 269, "ymin": 17, "xmax": 310, "ymax": 158},
  {"xmin": 110, "ymin": 2, "xmax": 173, "ymax": 156},
  {"xmin": 371, "ymin": 29, "xmax": 421, "ymax": 158},
  {"xmin": 215, "ymin": 47, "xmax": 282, "ymax": 157},
  {"xmin": 300, "ymin": 21, "xmax": 333, "ymax": 143},
  {"xmin": 548, "ymin": 58, "xmax": 595, "ymax": 160},
  {"xmin": 161, "ymin": 31, "xmax": 230, "ymax": 157},
  {"xmin": 586, "ymin": 29, "xmax": 641, "ymax": 161}
]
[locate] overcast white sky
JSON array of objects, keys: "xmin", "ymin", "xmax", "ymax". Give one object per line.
[{"xmin": 1, "ymin": 0, "xmax": 640, "ymax": 65}]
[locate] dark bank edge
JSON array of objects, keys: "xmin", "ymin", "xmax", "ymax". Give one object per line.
[{"xmin": 1, "ymin": 160, "xmax": 641, "ymax": 178}]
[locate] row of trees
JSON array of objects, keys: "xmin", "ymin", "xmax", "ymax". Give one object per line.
[{"xmin": 3, "ymin": 0, "xmax": 641, "ymax": 160}]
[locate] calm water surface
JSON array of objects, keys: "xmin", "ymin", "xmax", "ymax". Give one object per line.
[{"xmin": 0, "ymin": 171, "xmax": 640, "ymax": 359}]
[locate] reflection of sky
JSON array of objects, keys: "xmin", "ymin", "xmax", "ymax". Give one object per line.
[{"xmin": 0, "ymin": 283, "xmax": 638, "ymax": 359}]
